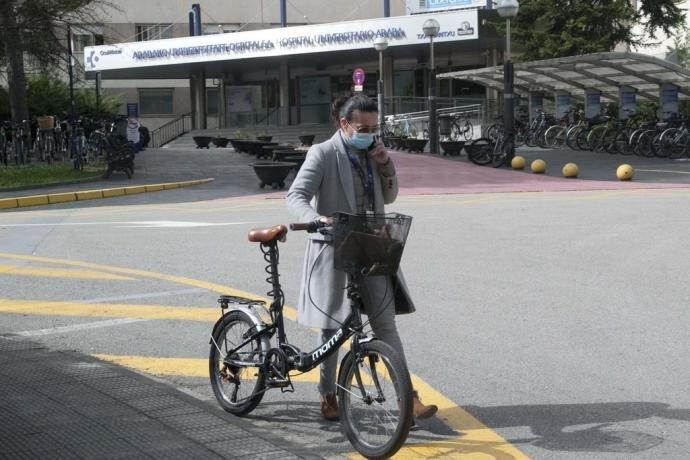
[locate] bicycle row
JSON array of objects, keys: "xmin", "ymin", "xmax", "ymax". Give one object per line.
[{"xmin": 0, "ymin": 115, "xmax": 144, "ymax": 170}]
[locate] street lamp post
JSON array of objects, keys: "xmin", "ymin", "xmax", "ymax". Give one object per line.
[
  {"xmin": 497, "ymin": 0, "xmax": 519, "ymax": 163},
  {"xmin": 374, "ymin": 37, "xmax": 388, "ymax": 143},
  {"xmin": 66, "ymin": 24, "xmax": 78, "ymax": 169},
  {"xmin": 423, "ymin": 18, "xmax": 440, "ymax": 155}
]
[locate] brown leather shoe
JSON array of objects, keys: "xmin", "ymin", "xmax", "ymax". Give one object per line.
[
  {"xmin": 412, "ymin": 390, "xmax": 437, "ymax": 420},
  {"xmin": 320, "ymin": 392, "xmax": 340, "ymax": 421}
]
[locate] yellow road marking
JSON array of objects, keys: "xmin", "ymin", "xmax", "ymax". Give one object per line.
[
  {"xmin": 0, "ymin": 252, "xmax": 526, "ymax": 458},
  {"xmin": 0, "ymin": 252, "xmax": 295, "ymax": 321},
  {"xmin": 93, "ymin": 354, "xmax": 321, "ymax": 382},
  {"xmin": 0, "ymin": 298, "xmax": 218, "ymax": 321},
  {"xmin": 0, "ymin": 264, "xmax": 133, "ymax": 280},
  {"xmin": 636, "ymin": 168, "xmax": 690, "ymax": 175},
  {"xmin": 94, "ymin": 353, "xmax": 527, "ymax": 459}
]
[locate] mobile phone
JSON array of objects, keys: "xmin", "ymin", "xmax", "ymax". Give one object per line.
[{"xmin": 368, "ymin": 135, "xmax": 380, "ymax": 152}]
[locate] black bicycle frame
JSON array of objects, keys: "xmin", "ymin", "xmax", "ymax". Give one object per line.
[{"xmin": 221, "ymin": 239, "xmax": 367, "ymax": 374}]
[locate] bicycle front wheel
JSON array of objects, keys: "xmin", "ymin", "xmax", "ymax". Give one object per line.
[
  {"xmin": 467, "ymin": 138, "xmax": 494, "ymax": 166},
  {"xmin": 338, "ymin": 339, "xmax": 413, "ymax": 460},
  {"xmin": 209, "ymin": 310, "xmax": 267, "ymax": 416}
]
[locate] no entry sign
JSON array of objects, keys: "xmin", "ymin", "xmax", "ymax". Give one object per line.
[{"xmin": 352, "ymin": 68, "xmax": 366, "ymax": 86}]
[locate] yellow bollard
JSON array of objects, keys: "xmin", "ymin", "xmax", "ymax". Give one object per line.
[
  {"xmin": 531, "ymin": 159, "xmax": 546, "ymax": 173},
  {"xmin": 511, "ymin": 155, "xmax": 526, "ymax": 169},
  {"xmin": 562, "ymin": 163, "xmax": 579, "ymax": 178},
  {"xmin": 616, "ymin": 164, "xmax": 634, "ymax": 181}
]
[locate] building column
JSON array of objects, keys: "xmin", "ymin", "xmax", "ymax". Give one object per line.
[
  {"xmin": 219, "ymin": 74, "xmax": 227, "ymax": 129},
  {"xmin": 555, "ymin": 91, "xmax": 571, "ymax": 120},
  {"xmin": 659, "ymin": 83, "xmax": 679, "ymax": 120},
  {"xmin": 189, "ymin": 76, "xmax": 197, "ymax": 129},
  {"xmin": 194, "ymin": 71, "xmax": 207, "ymax": 130},
  {"xmin": 619, "ymin": 85, "xmax": 636, "ymax": 120},
  {"xmin": 585, "ymin": 88, "xmax": 601, "ymax": 119},
  {"xmin": 528, "ymin": 91, "xmax": 544, "ymax": 123},
  {"xmin": 279, "ymin": 61, "xmax": 290, "ymax": 126}
]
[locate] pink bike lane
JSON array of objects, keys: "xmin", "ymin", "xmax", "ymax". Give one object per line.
[{"xmin": 391, "ymin": 151, "xmax": 690, "ymax": 195}]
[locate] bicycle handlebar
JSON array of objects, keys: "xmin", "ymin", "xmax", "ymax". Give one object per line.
[{"xmin": 289, "ymin": 220, "xmax": 328, "ymax": 233}]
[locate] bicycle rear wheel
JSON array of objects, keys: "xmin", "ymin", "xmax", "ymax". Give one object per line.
[
  {"xmin": 338, "ymin": 339, "xmax": 413, "ymax": 460},
  {"xmin": 209, "ymin": 310, "xmax": 267, "ymax": 416}
]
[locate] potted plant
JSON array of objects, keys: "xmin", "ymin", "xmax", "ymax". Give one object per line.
[
  {"xmin": 387, "ymin": 126, "xmax": 403, "ymax": 150},
  {"xmin": 250, "ymin": 161, "xmax": 295, "ymax": 189},
  {"xmin": 212, "ymin": 127, "xmax": 229, "ymax": 148},
  {"xmin": 440, "ymin": 139, "xmax": 465, "ymax": 156},
  {"xmin": 298, "ymin": 134, "xmax": 315, "ymax": 146},
  {"xmin": 229, "ymin": 129, "xmax": 249, "ymax": 153},
  {"xmin": 193, "ymin": 135, "xmax": 213, "ymax": 149},
  {"xmin": 256, "ymin": 130, "xmax": 272, "ymax": 142}
]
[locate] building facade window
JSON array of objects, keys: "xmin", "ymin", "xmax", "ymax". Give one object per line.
[
  {"xmin": 74, "ymin": 33, "xmax": 104, "ymax": 52},
  {"xmin": 135, "ymin": 24, "xmax": 172, "ymax": 41},
  {"xmin": 139, "ymin": 88, "xmax": 174, "ymax": 115},
  {"xmin": 207, "ymin": 88, "xmax": 219, "ymax": 115}
]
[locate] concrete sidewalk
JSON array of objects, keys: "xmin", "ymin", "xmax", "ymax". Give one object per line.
[{"xmin": 0, "ymin": 335, "xmax": 314, "ymax": 459}]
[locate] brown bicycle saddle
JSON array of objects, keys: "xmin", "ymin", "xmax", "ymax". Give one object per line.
[{"xmin": 248, "ymin": 225, "xmax": 288, "ymax": 243}]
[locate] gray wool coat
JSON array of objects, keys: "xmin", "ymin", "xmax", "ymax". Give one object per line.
[{"xmin": 286, "ymin": 130, "xmax": 416, "ymax": 329}]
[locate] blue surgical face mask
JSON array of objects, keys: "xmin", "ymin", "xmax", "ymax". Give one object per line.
[{"xmin": 346, "ymin": 130, "xmax": 375, "ymax": 150}]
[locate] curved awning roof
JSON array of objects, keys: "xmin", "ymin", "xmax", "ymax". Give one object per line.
[{"xmin": 437, "ymin": 52, "xmax": 690, "ymax": 102}]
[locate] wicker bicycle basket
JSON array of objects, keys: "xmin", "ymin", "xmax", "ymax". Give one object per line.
[
  {"xmin": 37, "ymin": 116, "xmax": 54, "ymax": 130},
  {"xmin": 332, "ymin": 212, "xmax": 412, "ymax": 276}
]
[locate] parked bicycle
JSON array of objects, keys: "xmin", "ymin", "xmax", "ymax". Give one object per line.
[
  {"xmin": 209, "ymin": 213, "xmax": 414, "ymax": 459},
  {"xmin": 467, "ymin": 123, "xmax": 507, "ymax": 168}
]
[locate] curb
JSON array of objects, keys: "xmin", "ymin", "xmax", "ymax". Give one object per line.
[
  {"xmin": 0, "ymin": 174, "xmax": 105, "ymax": 193},
  {"xmin": 0, "ymin": 178, "xmax": 215, "ymax": 210}
]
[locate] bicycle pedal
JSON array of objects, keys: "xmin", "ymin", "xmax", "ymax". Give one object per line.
[{"xmin": 266, "ymin": 378, "xmax": 291, "ymax": 388}]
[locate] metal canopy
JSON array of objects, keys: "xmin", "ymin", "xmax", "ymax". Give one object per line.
[{"xmin": 436, "ymin": 52, "xmax": 690, "ymax": 102}]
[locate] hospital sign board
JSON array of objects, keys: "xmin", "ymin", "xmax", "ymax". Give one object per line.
[{"xmin": 84, "ymin": 10, "xmax": 478, "ymax": 72}]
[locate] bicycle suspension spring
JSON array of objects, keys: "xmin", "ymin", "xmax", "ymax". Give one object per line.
[{"xmin": 261, "ymin": 243, "xmax": 284, "ymax": 307}]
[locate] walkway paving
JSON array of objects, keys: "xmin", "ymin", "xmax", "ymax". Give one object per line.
[{"xmin": 0, "ymin": 334, "xmax": 313, "ymax": 459}]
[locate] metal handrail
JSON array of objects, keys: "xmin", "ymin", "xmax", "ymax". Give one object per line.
[
  {"xmin": 256, "ymin": 106, "xmax": 281, "ymax": 126},
  {"xmin": 384, "ymin": 104, "xmax": 483, "ymax": 139},
  {"xmin": 385, "ymin": 104, "xmax": 482, "ymax": 123},
  {"xmin": 151, "ymin": 113, "xmax": 192, "ymax": 147}
]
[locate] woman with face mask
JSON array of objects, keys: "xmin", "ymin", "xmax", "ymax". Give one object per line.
[{"xmin": 286, "ymin": 94, "xmax": 437, "ymax": 423}]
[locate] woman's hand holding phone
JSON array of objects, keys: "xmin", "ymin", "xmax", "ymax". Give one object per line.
[{"xmin": 368, "ymin": 136, "xmax": 389, "ymax": 165}]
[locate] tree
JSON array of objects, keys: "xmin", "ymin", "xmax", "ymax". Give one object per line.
[
  {"xmin": 493, "ymin": 0, "xmax": 687, "ymax": 61},
  {"xmin": 23, "ymin": 73, "xmax": 121, "ymax": 119},
  {"xmin": 668, "ymin": 27, "xmax": 690, "ymax": 68},
  {"xmin": 0, "ymin": 0, "xmax": 114, "ymax": 122},
  {"xmin": 27, "ymin": 74, "xmax": 70, "ymax": 117}
]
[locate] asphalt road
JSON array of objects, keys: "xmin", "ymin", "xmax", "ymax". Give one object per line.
[{"xmin": 1, "ymin": 156, "xmax": 689, "ymax": 458}]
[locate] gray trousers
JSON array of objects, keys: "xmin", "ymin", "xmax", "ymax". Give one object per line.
[{"xmin": 317, "ymin": 299, "xmax": 407, "ymax": 395}]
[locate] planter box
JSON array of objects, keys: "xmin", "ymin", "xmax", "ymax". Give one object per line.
[
  {"xmin": 298, "ymin": 134, "xmax": 315, "ymax": 146},
  {"xmin": 440, "ymin": 140, "xmax": 465, "ymax": 156},
  {"xmin": 245, "ymin": 141, "xmax": 278, "ymax": 158},
  {"xmin": 404, "ymin": 138, "xmax": 428, "ymax": 153},
  {"xmin": 388, "ymin": 137, "xmax": 403, "ymax": 150},
  {"xmin": 283, "ymin": 154, "xmax": 307, "ymax": 172},
  {"xmin": 272, "ymin": 149, "xmax": 301, "ymax": 161},
  {"xmin": 193, "ymin": 136, "xmax": 212, "ymax": 149},
  {"xmin": 250, "ymin": 161, "xmax": 295, "ymax": 189},
  {"xmin": 212, "ymin": 137, "xmax": 229, "ymax": 148},
  {"xmin": 256, "ymin": 135, "xmax": 273, "ymax": 142}
]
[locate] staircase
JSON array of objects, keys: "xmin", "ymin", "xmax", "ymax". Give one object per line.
[{"xmin": 163, "ymin": 123, "xmax": 336, "ymax": 149}]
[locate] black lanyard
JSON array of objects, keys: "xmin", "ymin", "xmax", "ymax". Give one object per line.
[{"xmin": 340, "ymin": 131, "xmax": 375, "ymax": 212}]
